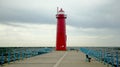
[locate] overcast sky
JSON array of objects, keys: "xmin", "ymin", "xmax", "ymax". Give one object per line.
[{"xmin": 0, "ymin": 0, "xmax": 120, "ymax": 47}]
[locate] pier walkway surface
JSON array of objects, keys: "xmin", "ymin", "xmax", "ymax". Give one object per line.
[{"xmin": 1, "ymin": 51, "xmax": 108, "ymax": 67}]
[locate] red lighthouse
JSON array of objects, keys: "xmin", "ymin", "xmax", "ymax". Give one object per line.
[{"xmin": 56, "ymin": 8, "xmax": 67, "ymax": 51}]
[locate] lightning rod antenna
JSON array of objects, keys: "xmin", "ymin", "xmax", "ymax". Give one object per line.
[{"xmin": 57, "ymin": 7, "xmax": 59, "ymax": 14}]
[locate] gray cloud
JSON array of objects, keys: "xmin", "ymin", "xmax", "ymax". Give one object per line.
[
  {"xmin": 67, "ymin": 0, "xmax": 120, "ymax": 28},
  {"xmin": 0, "ymin": 7, "xmax": 55, "ymax": 24},
  {"xmin": 0, "ymin": 0, "xmax": 120, "ymax": 29},
  {"xmin": 0, "ymin": 0, "xmax": 120, "ymax": 47}
]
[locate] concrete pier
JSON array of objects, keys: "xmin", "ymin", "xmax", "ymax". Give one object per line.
[{"xmin": 1, "ymin": 51, "xmax": 108, "ymax": 67}]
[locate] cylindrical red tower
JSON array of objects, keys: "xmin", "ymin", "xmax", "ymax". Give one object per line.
[{"xmin": 56, "ymin": 8, "xmax": 67, "ymax": 51}]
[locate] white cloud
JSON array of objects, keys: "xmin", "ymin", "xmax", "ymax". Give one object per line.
[
  {"xmin": 0, "ymin": 23, "xmax": 120, "ymax": 47},
  {"xmin": 0, "ymin": 23, "xmax": 56, "ymax": 47},
  {"xmin": 0, "ymin": 0, "xmax": 120, "ymax": 47},
  {"xmin": 66, "ymin": 26, "xmax": 120, "ymax": 46}
]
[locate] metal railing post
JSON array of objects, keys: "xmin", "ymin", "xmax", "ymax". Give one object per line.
[
  {"xmin": 1, "ymin": 53, "xmax": 4, "ymax": 65},
  {"xmin": 116, "ymin": 52, "xmax": 119, "ymax": 67},
  {"xmin": 8, "ymin": 51, "xmax": 10, "ymax": 64}
]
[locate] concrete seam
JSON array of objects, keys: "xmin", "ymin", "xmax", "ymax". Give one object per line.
[{"xmin": 53, "ymin": 52, "xmax": 67, "ymax": 67}]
